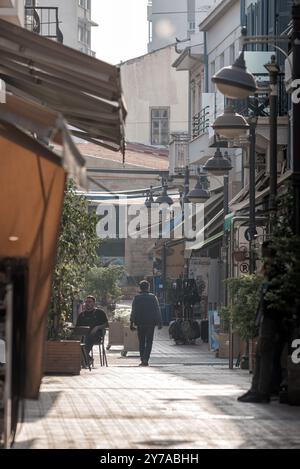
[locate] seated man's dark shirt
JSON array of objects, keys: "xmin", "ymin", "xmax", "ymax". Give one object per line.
[{"xmin": 76, "ymin": 308, "xmax": 108, "ymax": 331}]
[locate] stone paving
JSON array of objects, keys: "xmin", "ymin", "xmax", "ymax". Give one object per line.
[{"xmin": 13, "ymin": 328, "xmax": 300, "ymax": 449}]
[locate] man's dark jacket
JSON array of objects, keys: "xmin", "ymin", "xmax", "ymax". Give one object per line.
[{"xmin": 130, "ymin": 292, "xmax": 162, "ymax": 326}]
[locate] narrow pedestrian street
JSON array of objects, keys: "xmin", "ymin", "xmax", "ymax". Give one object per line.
[{"xmin": 13, "ymin": 328, "xmax": 300, "ymax": 450}]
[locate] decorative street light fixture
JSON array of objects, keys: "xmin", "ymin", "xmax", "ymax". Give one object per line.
[
  {"xmin": 264, "ymin": 55, "xmax": 280, "ymax": 225},
  {"xmin": 155, "ymin": 183, "xmax": 174, "ymax": 205},
  {"xmin": 204, "ymin": 147, "xmax": 231, "ymax": 364},
  {"xmin": 144, "ymin": 186, "xmax": 155, "ymax": 208},
  {"xmin": 212, "ymin": 30, "xmax": 282, "ymax": 237},
  {"xmin": 203, "ymin": 146, "xmax": 233, "ymax": 175},
  {"xmin": 212, "ymin": 49, "xmax": 257, "ymax": 100},
  {"xmin": 187, "ymin": 168, "xmax": 210, "ymax": 204},
  {"xmin": 212, "ymin": 106, "xmax": 249, "ymax": 139}
]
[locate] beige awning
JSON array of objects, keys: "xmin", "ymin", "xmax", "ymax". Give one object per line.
[
  {"xmin": 0, "ymin": 93, "xmax": 87, "ymax": 189},
  {"xmin": 0, "ymin": 121, "xmax": 72, "ymax": 399},
  {"xmin": 0, "ymin": 18, "xmax": 126, "ymax": 152}
]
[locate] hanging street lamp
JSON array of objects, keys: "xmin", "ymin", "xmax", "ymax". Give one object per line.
[
  {"xmin": 212, "ymin": 106, "xmax": 249, "ymax": 139},
  {"xmin": 203, "ymin": 147, "xmax": 233, "ymax": 176},
  {"xmin": 187, "ymin": 168, "xmax": 210, "ymax": 204},
  {"xmin": 144, "ymin": 186, "xmax": 155, "ymax": 208},
  {"xmin": 155, "ymin": 183, "xmax": 174, "ymax": 205},
  {"xmin": 212, "ymin": 49, "xmax": 257, "ymax": 100}
]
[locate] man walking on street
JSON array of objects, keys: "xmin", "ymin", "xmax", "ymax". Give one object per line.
[{"xmin": 130, "ymin": 280, "xmax": 162, "ymax": 367}]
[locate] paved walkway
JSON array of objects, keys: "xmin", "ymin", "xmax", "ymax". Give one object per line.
[{"xmin": 13, "ymin": 328, "xmax": 300, "ymax": 449}]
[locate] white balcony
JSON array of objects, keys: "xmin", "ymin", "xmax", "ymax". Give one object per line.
[
  {"xmin": 0, "ymin": 0, "xmax": 24, "ymax": 25},
  {"xmin": 169, "ymin": 133, "xmax": 190, "ymax": 176}
]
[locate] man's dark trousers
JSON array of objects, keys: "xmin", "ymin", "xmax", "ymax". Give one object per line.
[
  {"xmin": 137, "ymin": 325, "xmax": 155, "ymax": 363},
  {"xmin": 85, "ymin": 328, "xmax": 105, "ymax": 355},
  {"xmin": 251, "ymin": 316, "xmax": 282, "ymax": 396}
]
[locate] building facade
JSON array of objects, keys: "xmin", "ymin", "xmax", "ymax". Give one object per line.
[
  {"xmin": 0, "ymin": 0, "xmax": 24, "ymax": 25},
  {"xmin": 169, "ymin": 0, "xmax": 291, "ymax": 322},
  {"xmin": 147, "ymin": 0, "xmax": 219, "ymax": 52},
  {"xmin": 120, "ymin": 45, "xmax": 189, "ymax": 146},
  {"xmin": 27, "ymin": 0, "xmax": 97, "ymax": 55}
]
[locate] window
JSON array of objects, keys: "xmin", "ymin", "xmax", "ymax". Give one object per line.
[
  {"xmin": 229, "ymin": 43, "xmax": 235, "ymax": 65},
  {"xmin": 151, "ymin": 108, "xmax": 169, "ymax": 146},
  {"xmin": 219, "ymin": 52, "xmax": 224, "ymax": 69},
  {"xmin": 79, "ymin": 0, "xmax": 90, "ymax": 10},
  {"xmin": 188, "ymin": 22, "xmax": 196, "ymax": 33},
  {"xmin": 78, "ymin": 22, "xmax": 91, "ymax": 46}
]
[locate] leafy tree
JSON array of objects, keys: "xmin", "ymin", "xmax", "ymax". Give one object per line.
[
  {"xmin": 219, "ymin": 275, "xmax": 262, "ymax": 340},
  {"xmin": 266, "ymin": 185, "xmax": 300, "ymax": 318},
  {"xmin": 48, "ymin": 180, "xmax": 100, "ymax": 339},
  {"xmin": 83, "ymin": 264, "xmax": 124, "ymax": 306}
]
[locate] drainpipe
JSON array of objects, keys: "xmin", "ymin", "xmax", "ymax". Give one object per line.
[
  {"xmin": 188, "ymin": 70, "xmax": 192, "ymax": 139},
  {"xmin": 240, "ymin": 0, "xmax": 246, "ymax": 27},
  {"xmin": 204, "ymin": 31, "xmax": 209, "ymax": 93}
]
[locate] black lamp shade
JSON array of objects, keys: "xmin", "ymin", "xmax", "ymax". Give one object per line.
[
  {"xmin": 212, "ymin": 51, "xmax": 257, "ymax": 100},
  {"xmin": 212, "ymin": 108, "xmax": 249, "ymax": 139}
]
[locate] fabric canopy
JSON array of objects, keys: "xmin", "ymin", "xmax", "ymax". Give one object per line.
[
  {"xmin": 0, "ymin": 18, "xmax": 126, "ymax": 152},
  {"xmin": 0, "ymin": 93, "xmax": 87, "ymax": 189},
  {"xmin": 0, "ymin": 121, "xmax": 69, "ymax": 399}
]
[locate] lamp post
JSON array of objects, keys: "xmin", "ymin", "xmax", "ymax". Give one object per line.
[
  {"xmin": 212, "ymin": 6, "xmax": 300, "ymax": 236},
  {"xmin": 212, "ymin": 104, "xmax": 258, "ymax": 274},
  {"xmin": 187, "ymin": 167, "xmax": 210, "ymax": 204},
  {"xmin": 203, "ymin": 148, "xmax": 233, "ymax": 367},
  {"xmin": 155, "ymin": 180, "xmax": 174, "ymax": 206},
  {"xmin": 203, "ymin": 149, "xmax": 233, "ymax": 289},
  {"xmin": 212, "ymin": 106, "xmax": 249, "ymax": 139},
  {"xmin": 265, "ymin": 56, "xmax": 280, "ymax": 231},
  {"xmin": 292, "ymin": 1, "xmax": 300, "ymax": 237},
  {"xmin": 211, "ymin": 35, "xmax": 283, "ymax": 237},
  {"xmin": 248, "ymin": 111, "xmax": 258, "ymax": 274}
]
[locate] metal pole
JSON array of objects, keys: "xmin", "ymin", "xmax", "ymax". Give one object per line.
[
  {"xmin": 162, "ymin": 243, "xmax": 167, "ymax": 305},
  {"xmin": 292, "ymin": 2, "xmax": 300, "ymax": 236},
  {"xmin": 183, "ymin": 165, "xmax": 190, "ymax": 202},
  {"xmin": 267, "ymin": 58, "xmax": 279, "ymax": 231},
  {"xmin": 223, "ymin": 175, "xmax": 229, "ymax": 309},
  {"xmin": 224, "ymin": 175, "xmax": 234, "ymax": 369},
  {"xmin": 249, "ymin": 118, "xmax": 257, "ymax": 274}
]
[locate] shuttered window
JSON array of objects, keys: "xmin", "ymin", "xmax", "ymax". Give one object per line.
[{"xmin": 151, "ymin": 108, "xmax": 170, "ymax": 146}]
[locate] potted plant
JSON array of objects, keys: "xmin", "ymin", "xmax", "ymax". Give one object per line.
[{"xmin": 44, "ymin": 180, "xmax": 101, "ymax": 374}]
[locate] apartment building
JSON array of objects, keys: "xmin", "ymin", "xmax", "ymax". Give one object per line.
[
  {"xmin": 26, "ymin": 0, "xmax": 97, "ymax": 55},
  {"xmin": 147, "ymin": 0, "xmax": 219, "ymax": 52},
  {"xmin": 0, "ymin": 0, "xmax": 24, "ymax": 25}
]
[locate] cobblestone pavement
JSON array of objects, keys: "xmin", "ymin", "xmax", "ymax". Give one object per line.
[{"xmin": 13, "ymin": 328, "xmax": 300, "ymax": 449}]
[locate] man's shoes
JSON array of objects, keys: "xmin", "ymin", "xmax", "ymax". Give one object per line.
[
  {"xmin": 139, "ymin": 361, "xmax": 149, "ymax": 367},
  {"xmin": 237, "ymin": 390, "xmax": 270, "ymax": 403}
]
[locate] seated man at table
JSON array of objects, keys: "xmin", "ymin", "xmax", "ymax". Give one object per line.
[{"xmin": 76, "ymin": 295, "xmax": 108, "ymax": 361}]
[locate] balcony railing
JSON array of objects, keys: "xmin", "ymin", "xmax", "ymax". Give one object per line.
[
  {"xmin": 228, "ymin": 73, "xmax": 289, "ymax": 118},
  {"xmin": 169, "ymin": 132, "xmax": 190, "ymax": 175},
  {"xmin": 192, "ymin": 106, "xmax": 210, "ymax": 139},
  {"xmin": 25, "ymin": 7, "xmax": 63, "ymax": 43}
]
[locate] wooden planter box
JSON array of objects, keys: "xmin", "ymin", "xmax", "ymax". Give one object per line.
[
  {"xmin": 44, "ymin": 340, "xmax": 81, "ymax": 375},
  {"xmin": 121, "ymin": 327, "xmax": 139, "ymax": 357},
  {"xmin": 107, "ymin": 321, "xmax": 124, "ymax": 349}
]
